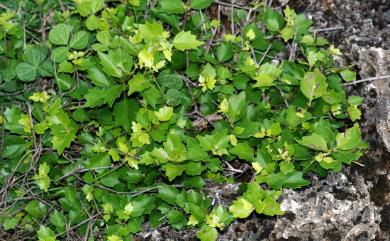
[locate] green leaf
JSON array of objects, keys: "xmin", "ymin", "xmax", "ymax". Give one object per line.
[
  {"xmin": 163, "ymin": 132, "xmax": 187, "ymax": 162},
  {"xmin": 34, "ymin": 162, "xmax": 51, "ymax": 192},
  {"xmin": 255, "ymin": 197, "xmax": 284, "ymax": 216},
  {"xmin": 253, "ymin": 63, "xmax": 280, "ymax": 87},
  {"xmin": 84, "ymin": 85, "xmax": 123, "ymax": 108},
  {"xmin": 163, "ymin": 163, "xmax": 185, "ymax": 181},
  {"xmin": 1, "ymin": 135, "xmax": 26, "ymax": 158},
  {"xmin": 56, "ymin": 74, "xmax": 74, "ymax": 90},
  {"xmin": 197, "ymin": 225, "xmax": 218, "ymax": 241},
  {"xmin": 229, "ymin": 197, "xmax": 254, "ymax": 218},
  {"xmin": 50, "ymin": 210, "xmax": 65, "ymax": 228},
  {"xmin": 206, "ymin": 205, "xmax": 232, "ymax": 229},
  {"xmin": 263, "ymin": 8, "xmax": 285, "ymax": 32},
  {"xmin": 229, "ymin": 142, "xmax": 254, "ymax": 161},
  {"xmin": 347, "ymin": 105, "xmax": 362, "ymax": 122},
  {"xmin": 154, "ymin": 106, "xmax": 174, "ymax": 122},
  {"xmin": 25, "ymin": 200, "xmax": 48, "ymax": 218},
  {"xmin": 167, "ymin": 210, "xmax": 187, "ymax": 229},
  {"xmin": 49, "ymin": 24, "xmax": 72, "ymax": 46},
  {"xmin": 186, "ymin": 162, "xmax": 205, "ymax": 176},
  {"xmin": 225, "ymin": 91, "xmax": 246, "ymax": 123},
  {"xmin": 138, "ymin": 21, "xmax": 165, "ymax": 42},
  {"xmin": 98, "ymin": 52, "xmax": 123, "ymax": 78},
  {"xmin": 156, "ymin": 185, "xmax": 180, "ymax": 205},
  {"xmin": 27, "ymin": 45, "xmax": 47, "ymax": 66},
  {"xmin": 157, "ymin": 71, "xmax": 183, "ymax": 89},
  {"xmin": 263, "ymin": 171, "xmax": 310, "ymax": 189},
  {"xmin": 16, "ymin": 63, "xmax": 37, "ymax": 82},
  {"xmin": 128, "ymin": 73, "xmax": 151, "ymax": 95},
  {"xmin": 173, "ymin": 31, "xmax": 204, "ymax": 51},
  {"xmin": 217, "ymin": 42, "xmax": 233, "ymax": 62},
  {"xmin": 51, "ymin": 46, "xmax": 70, "ymax": 63},
  {"xmin": 87, "ymin": 67, "xmax": 111, "ymax": 86},
  {"xmin": 100, "ymin": 172, "xmax": 120, "ymax": 187},
  {"xmin": 299, "ymin": 133, "xmax": 328, "ymax": 151},
  {"xmin": 300, "ymin": 69, "xmax": 328, "ymax": 103},
  {"xmin": 51, "ymin": 121, "xmax": 78, "ymax": 154},
  {"xmin": 113, "ymin": 99, "xmax": 140, "ymax": 133},
  {"xmin": 340, "ymin": 69, "xmax": 356, "ymax": 82},
  {"xmin": 280, "ymin": 26, "xmax": 295, "ymax": 42},
  {"xmin": 69, "ymin": 31, "xmax": 89, "ymax": 49},
  {"xmin": 37, "ymin": 225, "xmax": 56, "ymax": 241},
  {"xmin": 190, "ymin": 0, "xmax": 213, "ymax": 9},
  {"xmin": 158, "ymin": 0, "xmax": 185, "ymax": 14},
  {"xmin": 336, "ymin": 124, "xmax": 361, "ymax": 150},
  {"xmin": 3, "ymin": 216, "xmax": 21, "ymax": 231},
  {"xmin": 78, "ymin": 0, "xmax": 105, "ymax": 16}
]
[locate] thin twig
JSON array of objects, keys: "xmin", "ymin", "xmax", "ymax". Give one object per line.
[
  {"xmin": 0, "ymin": 2, "xmax": 9, "ymax": 9},
  {"xmin": 258, "ymin": 44, "xmax": 272, "ymax": 65},
  {"xmin": 55, "ymin": 165, "xmax": 115, "ymax": 182},
  {"xmin": 343, "ymin": 75, "xmax": 390, "ymax": 86},
  {"xmin": 56, "ymin": 212, "xmax": 101, "ymax": 237},
  {"xmin": 214, "ymin": 1, "xmax": 259, "ymax": 12},
  {"xmin": 0, "ymin": 108, "xmax": 4, "ymax": 157},
  {"xmin": 224, "ymin": 161, "xmax": 243, "ymax": 173},
  {"xmin": 311, "ymin": 26, "xmax": 344, "ymax": 33}
]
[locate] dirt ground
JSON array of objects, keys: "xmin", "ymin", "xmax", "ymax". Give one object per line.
[{"xmin": 133, "ymin": 1, "xmax": 390, "ymax": 240}]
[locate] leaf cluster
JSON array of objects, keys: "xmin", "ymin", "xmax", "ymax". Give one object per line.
[{"xmin": 0, "ymin": 1, "xmax": 366, "ymax": 241}]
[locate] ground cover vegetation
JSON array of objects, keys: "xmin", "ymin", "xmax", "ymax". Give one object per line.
[{"xmin": 0, "ymin": 0, "xmax": 366, "ymax": 240}]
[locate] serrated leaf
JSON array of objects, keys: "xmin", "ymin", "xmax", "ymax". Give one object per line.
[
  {"xmin": 49, "ymin": 24, "xmax": 72, "ymax": 46},
  {"xmin": 37, "ymin": 225, "xmax": 57, "ymax": 241},
  {"xmin": 155, "ymin": 106, "xmax": 174, "ymax": 122},
  {"xmin": 128, "ymin": 73, "xmax": 151, "ymax": 95},
  {"xmin": 27, "ymin": 45, "xmax": 47, "ymax": 66},
  {"xmin": 69, "ymin": 31, "xmax": 89, "ymax": 49},
  {"xmin": 173, "ymin": 31, "xmax": 204, "ymax": 51},
  {"xmin": 51, "ymin": 122, "xmax": 78, "ymax": 154},
  {"xmin": 229, "ymin": 142, "xmax": 254, "ymax": 161},
  {"xmin": 197, "ymin": 225, "xmax": 218, "ymax": 241},
  {"xmin": 78, "ymin": 0, "xmax": 105, "ymax": 16},
  {"xmin": 229, "ymin": 198, "xmax": 254, "ymax": 218},
  {"xmin": 50, "ymin": 211, "xmax": 65, "ymax": 228},
  {"xmin": 3, "ymin": 216, "xmax": 21, "ymax": 231},
  {"xmin": 16, "ymin": 63, "xmax": 37, "ymax": 82},
  {"xmin": 163, "ymin": 163, "xmax": 185, "ymax": 181}
]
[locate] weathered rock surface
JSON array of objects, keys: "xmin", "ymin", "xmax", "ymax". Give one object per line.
[{"xmin": 273, "ymin": 172, "xmax": 380, "ymax": 241}]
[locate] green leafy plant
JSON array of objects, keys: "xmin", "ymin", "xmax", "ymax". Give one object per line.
[{"xmin": 0, "ymin": 1, "xmax": 366, "ymax": 241}]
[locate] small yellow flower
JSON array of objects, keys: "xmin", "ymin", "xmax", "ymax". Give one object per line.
[
  {"xmin": 246, "ymin": 29, "xmax": 256, "ymax": 40},
  {"xmin": 252, "ymin": 162, "xmax": 263, "ymax": 174},
  {"xmin": 108, "ymin": 235, "xmax": 123, "ymax": 241},
  {"xmin": 124, "ymin": 202, "xmax": 134, "ymax": 216},
  {"xmin": 219, "ymin": 98, "xmax": 229, "ymax": 113}
]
